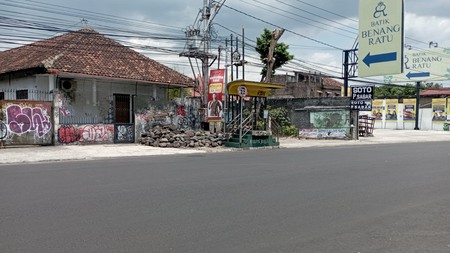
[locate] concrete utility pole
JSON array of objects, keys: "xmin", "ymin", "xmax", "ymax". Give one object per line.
[
  {"xmin": 265, "ymin": 28, "xmax": 284, "ymax": 83},
  {"xmin": 180, "ymin": 0, "xmax": 226, "ymax": 108}
]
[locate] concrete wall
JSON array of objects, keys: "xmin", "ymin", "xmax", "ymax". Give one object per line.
[
  {"xmin": 135, "ymin": 97, "xmax": 202, "ymax": 140},
  {"xmin": 268, "ymin": 97, "xmax": 356, "ymax": 139},
  {"xmin": 0, "ymin": 100, "xmax": 53, "ymax": 145},
  {"xmin": 1, "ymin": 74, "xmax": 202, "ymax": 145},
  {"xmin": 365, "ymin": 98, "xmax": 448, "ymax": 131}
]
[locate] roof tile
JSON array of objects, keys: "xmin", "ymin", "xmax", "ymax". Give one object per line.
[{"xmin": 0, "ymin": 28, "xmax": 193, "ymax": 86}]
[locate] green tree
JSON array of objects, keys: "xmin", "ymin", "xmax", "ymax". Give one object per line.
[
  {"xmin": 255, "ymin": 28, "xmax": 294, "ymax": 81},
  {"xmin": 374, "ymin": 83, "xmax": 443, "ymax": 98},
  {"xmin": 269, "ymin": 107, "xmax": 297, "ymax": 136}
]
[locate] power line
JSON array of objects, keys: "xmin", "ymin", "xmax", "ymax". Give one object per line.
[
  {"xmin": 240, "ymin": 0, "xmax": 356, "ymax": 38},
  {"xmin": 274, "ymin": 0, "xmax": 358, "ymax": 32},
  {"xmin": 222, "ymin": 3, "xmax": 344, "ymax": 50},
  {"xmin": 293, "ymin": 0, "xmax": 358, "ymax": 23}
]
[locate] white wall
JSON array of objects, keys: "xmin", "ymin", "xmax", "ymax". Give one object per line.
[
  {"xmin": 0, "ymin": 76, "xmax": 38, "ymax": 90},
  {"xmin": 371, "ymin": 107, "xmax": 443, "ymax": 131}
]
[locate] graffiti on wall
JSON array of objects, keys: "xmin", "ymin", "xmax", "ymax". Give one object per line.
[
  {"xmin": 56, "ymin": 92, "xmax": 72, "ymax": 117},
  {"xmin": 6, "ymin": 104, "xmax": 52, "ymax": 138},
  {"xmin": 78, "ymin": 124, "xmax": 114, "ymax": 143},
  {"xmin": 115, "ymin": 124, "xmax": 134, "ymax": 143},
  {"xmin": 135, "ymin": 99, "xmax": 200, "ymax": 134},
  {"xmin": 57, "ymin": 124, "xmax": 114, "ymax": 144},
  {"xmin": 58, "ymin": 125, "xmax": 77, "ymax": 144}
]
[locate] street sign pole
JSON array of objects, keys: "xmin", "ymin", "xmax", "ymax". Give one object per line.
[
  {"xmin": 237, "ymin": 85, "xmax": 247, "ymax": 146},
  {"xmin": 239, "ymin": 96, "xmax": 243, "ymax": 145},
  {"xmin": 414, "ymin": 81, "xmax": 421, "ymax": 130}
]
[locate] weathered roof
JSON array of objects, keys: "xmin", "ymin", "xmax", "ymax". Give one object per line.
[
  {"xmin": 420, "ymin": 88, "xmax": 450, "ymax": 96},
  {"xmin": 322, "ymin": 78, "xmax": 343, "ymax": 88},
  {"xmin": 0, "ymin": 28, "xmax": 193, "ymax": 86}
]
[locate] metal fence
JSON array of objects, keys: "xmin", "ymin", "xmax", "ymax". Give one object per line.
[{"xmin": 0, "ymin": 89, "xmax": 53, "ymax": 101}]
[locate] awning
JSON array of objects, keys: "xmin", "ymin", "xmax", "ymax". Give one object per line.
[{"xmin": 227, "ymin": 79, "xmax": 284, "ymax": 97}]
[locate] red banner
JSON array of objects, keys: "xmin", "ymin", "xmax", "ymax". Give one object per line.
[{"xmin": 207, "ymin": 69, "xmax": 225, "ymax": 122}]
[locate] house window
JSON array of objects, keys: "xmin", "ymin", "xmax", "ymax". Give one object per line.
[
  {"xmin": 0, "ymin": 92, "xmax": 4, "ymax": 100},
  {"xmin": 16, "ymin": 89, "xmax": 28, "ymax": 100}
]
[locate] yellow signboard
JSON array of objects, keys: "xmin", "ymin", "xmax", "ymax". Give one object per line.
[
  {"xmin": 447, "ymin": 98, "xmax": 450, "ymax": 121},
  {"xmin": 358, "ymin": 0, "xmax": 404, "ymax": 77},
  {"xmin": 432, "ymin": 98, "xmax": 446, "ymax": 121},
  {"xmin": 371, "ymin": 99, "xmax": 384, "ymax": 120},
  {"xmin": 402, "ymin": 98, "xmax": 416, "ymax": 121},
  {"xmin": 386, "ymin": 99, "xmax": 398, "ymax": 121}
]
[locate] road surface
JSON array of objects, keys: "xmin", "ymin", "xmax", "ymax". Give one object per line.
[{"xmin": 1, "ymin": 142, "xmax": 450, "ymax": 252}]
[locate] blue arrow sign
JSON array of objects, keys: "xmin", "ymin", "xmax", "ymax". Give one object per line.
[
  {"xmin": 363, "ymin": 52, "xmax": 397, "ymax": 67},
  {"xmin": 406, "ymin": 72, "xmax": 430, "ymax": 79}
]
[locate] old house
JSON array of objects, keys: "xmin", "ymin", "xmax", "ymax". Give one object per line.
[
  {"xmin": 271, "ymin": 71, "xmax": 343, "ymax": 98},
  {"xmin": 0, "ymin": 28, "xmax": 197, "ymax": 146}
]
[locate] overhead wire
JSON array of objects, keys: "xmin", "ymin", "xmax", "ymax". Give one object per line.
[
  {"xmin": 240, "ymin": 0, "xmax": 356, "ymax": 38},
  {"xmin": 221, "ymin": 3, "xmax": 344, "ymax": 51}
]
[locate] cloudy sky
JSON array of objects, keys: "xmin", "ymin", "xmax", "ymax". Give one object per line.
[{"xmin": 1, "ymin": 0, "xmax": 450, "ymax": 84}]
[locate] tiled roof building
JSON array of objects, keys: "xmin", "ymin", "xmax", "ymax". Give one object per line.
[{"xmin": 0, "ymin": 28, "xmax": 193, "ymax": 86}]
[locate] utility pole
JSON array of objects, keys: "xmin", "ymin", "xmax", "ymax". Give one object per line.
[
  {"xmin": 201, "ymin": 0, "xmax": 211, "ymax": 107},
  {"xmin": 180, "ymin": 0, "xmax": 226, "ymax": 107}
]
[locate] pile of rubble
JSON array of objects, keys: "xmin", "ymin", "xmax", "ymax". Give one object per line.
[{"xmin": 139, "ymin": 125, "xmax": 227, "ymax": 148}]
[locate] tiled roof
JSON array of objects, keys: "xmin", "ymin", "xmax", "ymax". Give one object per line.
[
  {"xmin": 322, "ymin": 78, "xmax": 342, "ymax": 88},
  {"xmin": 0, "ymin": 28, "xmax": 193, "ymax": 86},
  {"xmin": 420, "ymin": 88, "xmax": 450, "ymax": 96}
]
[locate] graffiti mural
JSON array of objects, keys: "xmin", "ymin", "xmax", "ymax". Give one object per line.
[
  {"xmin": 58, "ymin": 125, "xmax": 77, "ymax": 144},
  {"xmin": 134, "ymin": 97, "xmax": 202, "ymax": 139},
  {"xmin": 6, "ymin": 104, "xmax": 52, "ymax": 138},
  {"xmin": 114, "ymin": 124, "xmax": 134, "ymax": 143},
  {"xmin": 77, "ymin": 124, "xmax": 114, "ymax": 143}
]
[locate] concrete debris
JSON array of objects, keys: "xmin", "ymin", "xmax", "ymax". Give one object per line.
[{"xmin": 139, "ymin": 126, "xmax": 226, "ymax": 148}]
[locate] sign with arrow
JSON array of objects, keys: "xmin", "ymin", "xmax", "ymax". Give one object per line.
[
  {"xmin": 384, "ymin": 48, "xmax": 450, "ymax": 83},
  {"xmin": 358, "ymin": 0, "xmax": 404, "ymax": 77}
]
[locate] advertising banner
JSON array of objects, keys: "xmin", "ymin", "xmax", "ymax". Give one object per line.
[
  {"xmin": 447, "ymin": 98, "xmax": 450, "ymax": 121},
  {"xmin": 207, "ymin": 69, "xmax": 225, "ymax": 122},
  {"xmin": 385, "ymin": 99, "xmax": 398, "ymax": 121},
  {"xmin": 402, "ymin": 98, "xmax": 416, "ymax": 121},
  {"xmin": 371, "ymin": 99, "xmax": 384, "ymax": 120},
  {"xmin": 350, "ymin": 86, "xmax": 374, "ymax": 111},
  {"xmin": 358, "ymin": 0, "xmax": 404, "ymax": 77},
  {"xmin": 432, "ymin": 98, "xmax": 446, "ymax": 121}
]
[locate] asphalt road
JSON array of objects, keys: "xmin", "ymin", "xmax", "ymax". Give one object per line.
[{"xmin": 1, "ymin": 142, "xmax": 450, "ymax": 253}]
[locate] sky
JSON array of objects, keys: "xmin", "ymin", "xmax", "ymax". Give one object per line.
[{"xmin": 1, "ymin": 0, "xmax": 450, "ymax": 86}]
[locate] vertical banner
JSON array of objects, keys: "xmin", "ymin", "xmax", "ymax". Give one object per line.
[
  {"xmin": 432, "ymin": 98, "xmax": 446, "ymax": 121},
  {"xmin": 371, "ymin": 99, "xmax": 384, "ymax": 120},
  {"xmin": 402, "ymin": 98, "xmax": 416, "ymax": 121},
  {"xmin": 207, "ymin": 69, "xmax": 225, "ymax": 122},
  {"xmin": 386, "ymin": 99, "xmax": 398, "ymax": 121},
  {"xmin": 447, "ymin": 98, "xmax": 450, "ymax": 121}
]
